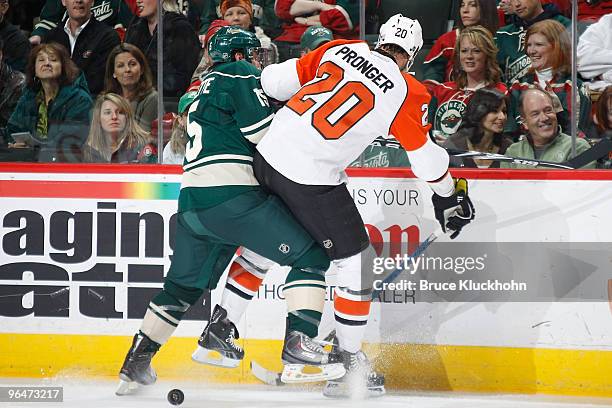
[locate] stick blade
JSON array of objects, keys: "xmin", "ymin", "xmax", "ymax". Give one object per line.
[{"xmin": 250, "ymin": 360, "xmax": 283, "ymax": 386}]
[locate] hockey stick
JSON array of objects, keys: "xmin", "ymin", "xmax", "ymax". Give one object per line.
[
  {"xmin": 446, "ymin": 136, "xmax": 612, "ymax": 170},
  {"xmin": 445, "ymin": 148, "xmax": 575, "ymax": 169},
  {"xmin": 250, "ymin": 233, "xmax": 442, "ymax": 386},
  {"xmin": 564, "ymin": 137, "xmax": 612, "ymax": 169},
  {"xmin": 371, "ymin": 229, "xmax": 442, "ymax": 299}
]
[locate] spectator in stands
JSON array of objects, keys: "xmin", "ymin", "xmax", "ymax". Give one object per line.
[
  {"xmin": 444, "ymin": 88, "xmax": 513, "ymax": 168},
  {"xmin": 125, "ymin": 0, "xmax": 200, "ymax": 112},
  {"xmin": 192, "ymin": 2, "xmax": 278, "ymax": 80},
  {"xmin": 428, "ymin": 25, "xmax": 507, "ymax": 143},
  {"xmin": 163, "ymin": 83, "xmax": 199, "ymax": 164},
  {"xmin": 424, "ymin": 0, "xmax": 499, "ymax": 85},
  {"xmin": 497, "ymin": 0, "xmax": 516, "ymax": 26},
  {"xmin": 0, "ymin": 0, "xmax": 31, "ymax": 72},
  {"xmin": 199, "ymin": 0, "xmax": 281, "ymax": 45},
  {"xmin": 0, "ymin": 38, "xmax": 26, "ymax": 129},
  {"xmin": 590, "ymin": 85, "xmax": 612, "ymax": 140},
  {"xmin": 590, "ymin": 86, "xmax": 612, "ymax": 168},
  {"xmin": 218, "ymin": 0, "xmax": 278, "ymax": 64},
  {"xmin": 578, "ymin": 0, "xmax": 611, "ymax": 23},
  {"xmin": 300, "ymin": 25, "xmax": 333, "ymax": 56},
  {"xmin": 7, "ymin": 43, "xmax": 92, "ymax": 162},
  {"xmin": 507, "ymin": 19, "xmax": 592, "ymax": 137},
  {"xmin": 577, "ymin": 13, "xmax": 612, "ymax": 92},
  {"xmin": 274, "ymin": 0, "xmax": 358, "ymax": 61},
  {"xmin": 104, "ymin": 43, "xmax": 158, "ymax": 133},
  {"xmin": 191, "ymin": 19, "xmax": 230, "ymax": 81},
  {"xmin": 42, "ymin": 0, "xmax": 120, "ymax": 96},
  {"xmin": 83, "ymin": 93, "xmax": 157, "ymax": 163},
  {"xmin": 29, "ymin": 0, "xmax": 133, "ymax": 45},
  {"xmin": 501, "ymin": 88, "xmax": 595, "ymax": 168},
  {"xmin": 495, "ymin": 0, "xmax": 569, "ymax": 85}
]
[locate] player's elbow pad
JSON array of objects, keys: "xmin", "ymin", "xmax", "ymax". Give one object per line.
[
  {"xmin": 261, "ymin": 59, "xmax": 301, "ymax": 102},
  {"xmin": 407, "ymin": 138, "xmax": 449, "ymax": 181}
]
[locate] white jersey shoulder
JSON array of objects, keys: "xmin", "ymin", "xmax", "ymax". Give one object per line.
[{"xmin": 257, "ymin": 42, "xmax": 410, "ymax": 185}]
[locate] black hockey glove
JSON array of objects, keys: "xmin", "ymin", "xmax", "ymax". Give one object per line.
[{"xmin": 431, "ymin": 178, "xmax": 475, "ymax": 239}]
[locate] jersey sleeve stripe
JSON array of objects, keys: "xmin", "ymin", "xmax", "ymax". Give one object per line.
[
  {"xmin": 240, "ymin": 113, "xmax": 275, "ymax": 133},
  {"xmin": 183, "ymin": 154, "xmax": 253, "ymax": 172},
  {"xmin": 244, "ymin": 126, "xmax": 270, "ymax": 144}
]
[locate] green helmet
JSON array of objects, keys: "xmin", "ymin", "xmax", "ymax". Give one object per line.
[{"xmin": 208, "ymin": 26, "xmax": 262, "ymax": 64}]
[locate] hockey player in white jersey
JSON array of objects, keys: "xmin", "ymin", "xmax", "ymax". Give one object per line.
[{"xmin": 254, "ymin": 14, "xmax": 476, "ymax": 397}]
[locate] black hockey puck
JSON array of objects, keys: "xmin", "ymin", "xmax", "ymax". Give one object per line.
[{"xmin": 167, "ymin": 389, "xmax": 184, "ymax": 405}]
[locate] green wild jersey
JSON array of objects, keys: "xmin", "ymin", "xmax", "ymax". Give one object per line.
[{"xmin": 179, "ymin": 60, "xmax": 275, "ymax": 213}]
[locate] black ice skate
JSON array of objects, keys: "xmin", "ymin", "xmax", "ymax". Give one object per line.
[
  {"xmin": 323, "ymin": 348, "xmax": 386, "ymax": 398},
  {"xmin": 280, "ymin": 330, "xmax": 345, "ymax": 383},
  {"xmin": 192, "ymin": 305, "xmax": 244, "ymax": 368},
  {"xmin": 116, "ymin": 332, "xmax": 159, "ymax": 396}
]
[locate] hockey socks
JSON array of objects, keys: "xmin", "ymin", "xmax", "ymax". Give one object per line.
[
  {"xmin": 221, "ymin": 255, "xmax": 267, "ymax": 324},
  {"xmin": 283, "ymin": 267, "xmax": 326, "ymax": 337},
  {"xmin": 140, "ymin": 280, "xmax": 203, "ymax": 345},
  {"xmin": 332, "ymin": 252, "xmax": 373, "ymax": 353},
  {"xmin": 333, "ymin": 287, "xmax": 371, "ymax": 353}
]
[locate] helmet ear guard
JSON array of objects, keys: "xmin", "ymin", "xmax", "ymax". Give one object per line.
[{"xmin": 376, "ymin": 14, "xmax": 423, "ymax": 70}]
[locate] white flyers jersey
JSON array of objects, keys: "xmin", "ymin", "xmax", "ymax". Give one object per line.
[{"xmin": 257, "ymin": 39, "xmax": 449, "ymax": 185}]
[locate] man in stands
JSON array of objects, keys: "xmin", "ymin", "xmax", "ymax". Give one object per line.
[
  {"xmin": 495, "ymin": 0, "xmax": 569, "ymax": 85},
  {"xmin": 501, "ymin": 88, "xmax": 595, "ymax": 168},
  {"xmin": 29, "ymin": 0, "xmax": 133, "ymax": 44},
  {"xmin": 0, "ymin": 0, "xmax": 30, "ymax": 72},
  {"xmin": 299, "ymin": 25, "xmax": 333, "ymax": 56},
  {"xmin": 0, "ymin": 38, "xmax": 25, "ymax": 130},
  {"xmin": 43, "ymin": 0, "xmax": 120, "ymax": 95}
]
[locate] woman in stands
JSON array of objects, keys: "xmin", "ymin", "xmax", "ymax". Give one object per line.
[
  {"xmin": 507, "ymin": 19, "xmax": 592, "ymax": 137},
  {"xmin": 104, "ymin": 43, "xmax": 158, "ymax": 133},
  {"xmin": 83, "ymin": 93, "xmax": 156, "ymax": 163},
  {"xmin": 428, "ymin": 25, "xmax": 507, "ymax": 143},
  {"xmin": 162, "ymin": 83, "xmax": 199, "ymax": 164},
  {"xmin": 594, "ymin": 86, "xmax": 612, "ymax": 168},
  {"xmin": 125, "ymin": 0, "xmax": 200, "ymax": 112},
  {"xmin": 7, "ymin": 42, "xmax": 92, "ymax": 162},
  {"xmin": 444, "ymin": 88, "xmax": 513, "ymax": 168},
  {"xmin": 423, "ymin": 0, "xmax": 498, "ymax": 86},
  {"xmin": 192, "ymin": 0, "xmax": 277, "ymax": 81}
]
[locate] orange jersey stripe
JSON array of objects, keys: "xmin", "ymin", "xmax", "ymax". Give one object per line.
[
  {"xmin": 229, "ymin": 263, "xmax": 262, "ymax": 292},
  {"xmin": 389, "ymin": 73, "xmax": 432, "ymax": 151},
  {"xmin": 334, "ymin": 295, "xmax": 371, "ymax": 317},
  {"xmin": 296, "ymin": 39, "xmax": 364, "ymax": 86}
]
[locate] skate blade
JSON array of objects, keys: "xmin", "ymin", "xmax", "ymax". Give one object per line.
[
  {"xmin": 280, "ymin": 363, "xmax": 345, "ymax": 384},
  {"xmin": 191, "ymin": 346, "xmax": 240, "ymax": 368},
  {"xmin": 322, "ymin": 381, "xmax": 386, "ymax": 399},
  {"xmin": 115, "ymin": 379, "xmax": 141, "ymax": 396}
]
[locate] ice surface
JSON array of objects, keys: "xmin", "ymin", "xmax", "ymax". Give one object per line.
[{"xmin": 1, "ymin": 378, "xmax": 611, "ymax": 408}]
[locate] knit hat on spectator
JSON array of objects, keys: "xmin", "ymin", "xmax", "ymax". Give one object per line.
[
  {"xmin": 205, "ymin": 19, "xmax": 231, "ymax": 46},
  {"xmin": 178, "ymin": 80, "xmax": 201, "ymax": 114},
  {"xmin": 220, "ymin": 0, "xmax": 253, "ymax": 19},
  {"xmin": 300, "ymin": 26, "xmax": 334, "ymax": 51}
]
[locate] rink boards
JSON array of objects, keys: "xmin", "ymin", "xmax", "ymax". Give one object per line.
[{"xmin": 1, "ymin": 164, "xmax": 612, "ymax": 396}]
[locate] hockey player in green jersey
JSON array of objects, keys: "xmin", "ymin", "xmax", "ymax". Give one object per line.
[{"xmin": 116, "ymin": 26, "xmax": 343, "ymax": 395}]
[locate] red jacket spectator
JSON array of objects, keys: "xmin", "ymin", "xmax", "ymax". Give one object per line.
[
  {"xmin": 274, "ymin": 0, "xmax": 358, "ymax": 44},
  {"xmin": 578, "ymin": 0, "xmax": 612, "ymax": 22}
]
